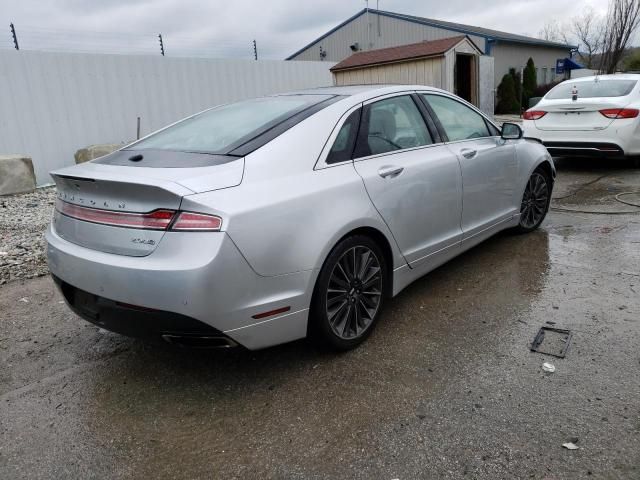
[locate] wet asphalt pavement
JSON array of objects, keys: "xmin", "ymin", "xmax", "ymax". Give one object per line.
[{"xmin": 1, "ymin": 158, "xmax": 639, "ymax": 479}]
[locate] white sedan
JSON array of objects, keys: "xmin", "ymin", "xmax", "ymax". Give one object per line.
[{"xmin": 522, "ymin": 74, "xmax": 640, "ymax": 158}]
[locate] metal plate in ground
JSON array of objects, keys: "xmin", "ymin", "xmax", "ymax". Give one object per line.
[{"xmin": 531, "ymin": 327, "xmax": 572, "ymax": 358}]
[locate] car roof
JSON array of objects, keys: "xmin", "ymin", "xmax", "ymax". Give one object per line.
[
  {"xmin": 564, "ymin": 74, "xmax": 640, "ymax": 83},
  {"xmin": 277, "ymin": 84, "xmax": 445, "ymax": 97}
]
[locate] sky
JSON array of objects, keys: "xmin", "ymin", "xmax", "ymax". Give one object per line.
[{"xmin": 0, "ymin": 0, "xmax": 612, "ymax": 59}]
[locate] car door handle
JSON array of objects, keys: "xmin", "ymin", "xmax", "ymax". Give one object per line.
[
  {"xmin": 378, "ymin": 165, "xmax": 404, "ymax": 178},
  {"xmin": 460, "ymin": 148, "xmax": 477, "ymax": 159}
]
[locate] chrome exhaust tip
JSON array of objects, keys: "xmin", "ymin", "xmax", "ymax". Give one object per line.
[{"xmin": 161, "ymin": 334, "xmax": 238, "ymax": 348}]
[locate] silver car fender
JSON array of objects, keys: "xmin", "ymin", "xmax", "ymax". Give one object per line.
[
  {"xmin": 185, "ymin": 164, "xmax": 404, "ymax": 278},
  {"xmin": 515, "ymin": 140, "xmax": 555, "ymax": 198}
]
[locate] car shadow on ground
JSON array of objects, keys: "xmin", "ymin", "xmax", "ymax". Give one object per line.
[
  {"xmin": 88, "ymin": 225, "xmax": 551, "ymax": 389},
  {"xmin": 61, "ymin": 226, "xmax": 554, "ymax": 478}
]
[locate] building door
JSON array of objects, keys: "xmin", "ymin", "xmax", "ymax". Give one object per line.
[{"xmin": 455, "ymin": 54, "xmax": 474, "ymax": 103}]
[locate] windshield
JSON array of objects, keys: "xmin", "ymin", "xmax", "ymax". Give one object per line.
[
  {"xmin": 546, "ymin": 80, "xmax": 637, "ymax": 100},
  {"xmin": 129, "ymin": 95, "xmax": 333, "ymax": 154}
]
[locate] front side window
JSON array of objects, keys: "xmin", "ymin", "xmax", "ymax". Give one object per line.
[
  {"xmin": 129, "ymin": 94, "xmax": 334, "ymax": 154},
  {"xmin": 354, "ymin": 95, "xmax": 432, "ymax": 158},
  {"xmin": 423, "ymin": 94, "xmax": 490, "ymax": 142},
  {"xmin": 326, "ymin": 109, "xmax": 361, "ymax": 164}
]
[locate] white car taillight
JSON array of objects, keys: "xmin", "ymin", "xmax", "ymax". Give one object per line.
[
  {"xmin": 599, "ymin": 108, "xmax": 639, "ymax": 119},
  {"xmin": 56, "ymin": 199, "xmax": 221, "ymax": 231},
  {"xmin": 522, "ymin": 110, "xmax": 547, "ymax": 120}
]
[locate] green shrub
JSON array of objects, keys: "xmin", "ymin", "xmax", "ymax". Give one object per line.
[
  {"xmin": 496, "ymin": 73, "xmax": 520, "ymax": 114},
  {"xmin": 509, "ymin": 68, "xmax": 522, "ymax": 107},
  {"xmin": 522, "ymin": 58, "xmax": 537, "ymax": 108},
  {"xmin": 624, "ymin": 50, "xmax": 640, "ymax": 71}
]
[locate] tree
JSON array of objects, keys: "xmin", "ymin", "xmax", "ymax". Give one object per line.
[
  {"xmin": 522, "ymin": 58, "xmax": 537, "ymax": 108},
  {"xmin": 600, "ymin": 0, "xmax": 640, "ymax": 73},
  {"xmin": 496, "ymin": 74, "xmax": 520, "ymax": 114},
  {"xmin": 539, "ymin": 19, "xmax": 572, "ymax": 44},
  {"xmin": 509, "ymin": 68, "xmax": 522, "ymax": 108},
  {"xmin": 539, "ymin": 20, "xmax": 561, "ymax": 42},
  {"xmin": 572, "ymin": 7, "xmax": 604, "ymax": 69}
]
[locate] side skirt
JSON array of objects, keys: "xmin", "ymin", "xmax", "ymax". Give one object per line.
[{"xmin": 391, "ymin": 214, "xmax": 519, "ymax": 297}]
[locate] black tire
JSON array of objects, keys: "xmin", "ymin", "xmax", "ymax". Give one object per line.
[
  {"xmin": 308, "ymin": 235, "xmax": 388, "ymax": 351},
  {"xmin": 513, "ymin": 167, "xmax": 551, "ymax": 234}
]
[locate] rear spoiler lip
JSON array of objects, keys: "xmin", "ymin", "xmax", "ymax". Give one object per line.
[
  {"xmin": 49, "ymin": 165, "xmax": 197, "ymax": 196},
  {"xmin": 55, "ymin": 174, "xmax": 96, "ymax": 182},
  {"xmin": 49, "ymin": 156, "xmax": 246, "ymax": 195}
]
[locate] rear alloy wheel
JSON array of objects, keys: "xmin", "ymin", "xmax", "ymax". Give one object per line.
[
  {"xmin": 516, "ymin": 169, "xmax": 550, "ymax": 233},
  {"xmin": 309, "ymin": 235, "xmax": 387, "ymax": 350}
]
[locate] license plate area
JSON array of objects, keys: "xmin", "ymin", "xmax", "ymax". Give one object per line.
[{"xmin": 73, "ymin": 289, "xmax": 100, "ymax": 320}]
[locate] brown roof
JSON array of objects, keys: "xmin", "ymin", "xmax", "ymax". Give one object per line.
[{"xmin": 330, "ymin": 36, "xmax": 469, "ymax": 72}]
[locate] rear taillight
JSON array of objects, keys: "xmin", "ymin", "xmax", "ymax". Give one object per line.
[
  {"xmin": 599, "ymin": 108, "xmax": 639, "ymax": 119},
  {"xmin": 55, "ymin": 199, "xmax": 221, "ymax": 231},
  {"xmin": 171, "ymin": 212, "xmax": 222, "ymax": 231},
  {"xmin": 56, "ymin": 199, "xmax": 174, "ymax": 230},
  {"xmin": 523, "ymin": 110, "xmax": 547, "ymax": 120}
]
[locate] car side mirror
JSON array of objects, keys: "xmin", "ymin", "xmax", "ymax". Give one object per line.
[{"xmin": 501, "ymin": 122, "xmax": 523, "ymax": 140}]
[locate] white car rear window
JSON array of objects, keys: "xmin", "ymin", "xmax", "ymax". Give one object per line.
[{"xmin": 546, "ymin": 80, "xmax": 637, "ymax": 99}]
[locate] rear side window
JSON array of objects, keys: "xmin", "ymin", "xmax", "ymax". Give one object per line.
[
  {"xmin": 327, "ymin": 109, "xmax": 361, "ymax": 164},
  {"xmin": 423, "ymin": 94, "xmax": 490, "ymax": 142},
  {"xmin": 546, "ymin": 80, "xmax": 637, "ymax": 99},
  {"xmin": 129, "ymin": 95, "xmax": 334, "ymax": 155},
  {"xmin": 354, "ymin": 95, "xmax": 433, "ymax": 158}
]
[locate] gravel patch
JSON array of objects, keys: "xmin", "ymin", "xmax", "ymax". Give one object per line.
[{"xmin": 0, "ymin": 187, "xmax": 56, "ymax": 285}]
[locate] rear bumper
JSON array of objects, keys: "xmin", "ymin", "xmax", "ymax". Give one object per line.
[
  {"xmin": 53, "ymin": 274, "xmax": 237, "ymax": 344},
  {"xmin": 522, "ymin": 119, "xmax": 640, "ymax": 156},
  {"xmin": 542, "ymin": 141, "xmax": 625, "ymax": 157},
  {"xmin": 46, "ymin": 225, "xmax": 313, "ymax": 350}
]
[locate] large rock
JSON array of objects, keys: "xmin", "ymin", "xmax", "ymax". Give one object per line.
[
  {"xmin": 74, "ymin": 143, "xmax": 123, "ymax": 164},
  {"xmin": 0, "ymin": 155, "xmax": 36, "ymax": 196}
]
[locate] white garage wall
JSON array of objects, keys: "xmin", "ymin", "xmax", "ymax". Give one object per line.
[{"xmin": 0, "ymin": 50, "xmax": 335, "ymax": 185}]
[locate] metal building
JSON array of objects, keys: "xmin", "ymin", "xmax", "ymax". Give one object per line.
[{"xmin": 288, "ymin": 8, "xmax": 575, "ymax": 94}]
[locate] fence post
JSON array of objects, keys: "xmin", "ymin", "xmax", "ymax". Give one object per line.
[
  {"xmin": 10, "ymin": 23, "xmax": 19, "ymax": 50},
  {"xmin": 158, "ymin": 34, "xmax": 165, "ymax": 56}
]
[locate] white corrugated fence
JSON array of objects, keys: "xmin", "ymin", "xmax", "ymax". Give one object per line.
[{"xmin": 0, "ymin": 50, "xmax": 335, "ymax": 185}]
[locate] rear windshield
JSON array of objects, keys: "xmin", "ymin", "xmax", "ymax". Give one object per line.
[
  {"xmin": 546, "ymin": 80, "xmax": 637, "ymax": 100},
  {"xmin": 129, "ymin": 94, "xmax": 334, "ymax": 154}
]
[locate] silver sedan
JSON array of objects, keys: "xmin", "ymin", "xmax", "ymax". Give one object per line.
[{"xmin": 46, "ymin": 85, "xmax": 555, "ymax": 350}]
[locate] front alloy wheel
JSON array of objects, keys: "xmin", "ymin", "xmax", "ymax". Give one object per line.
[
  {"xmin": 310, "ymin": 235, "xmax": 387, "ymax": 350},
  {"xmin": 517, "ymin": 170, "xmax": 550, "ymax": 232}
]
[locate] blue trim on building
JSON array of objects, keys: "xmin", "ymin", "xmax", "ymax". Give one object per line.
[
  {"xmin": 485, "ymin": 39, "xmax": 494, "ymax": 56},
  {"xmin": 286, "ymin": 8, "xmax": 577, "ymax": 60}
]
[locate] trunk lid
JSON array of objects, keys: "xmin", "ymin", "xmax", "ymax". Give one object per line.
[
  {"xmin": 51, "ymin": 154, "xmax": 243, "ymax": 256},
  {"xmin": 534, "ymin": 98, "xmax": 626, "ymax": 131}
]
